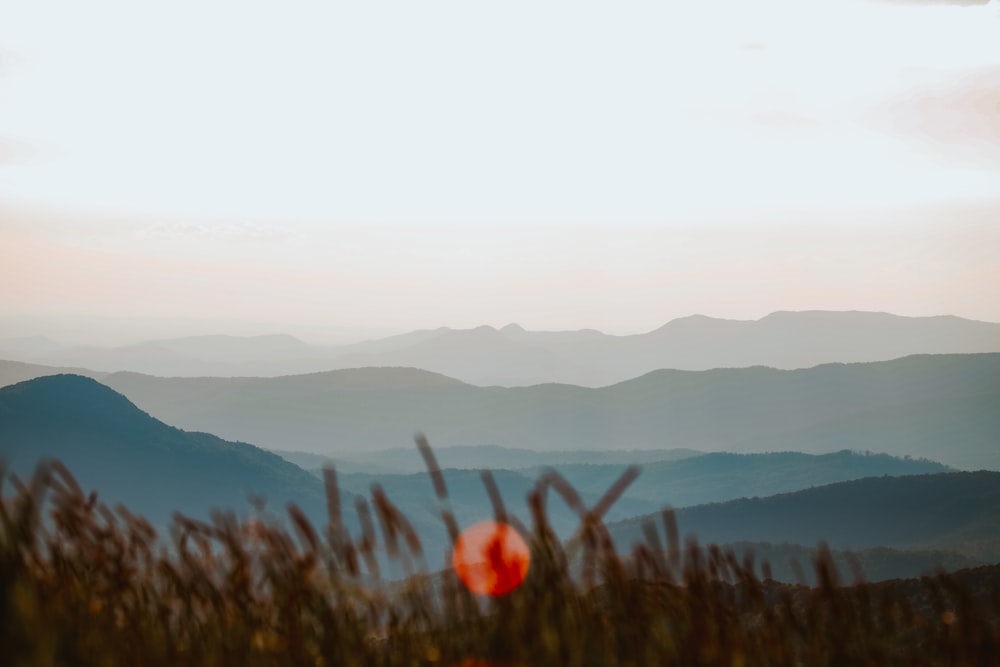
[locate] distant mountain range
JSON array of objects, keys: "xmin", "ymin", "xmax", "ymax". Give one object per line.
[
  {"xmin": 4, "ymin": 352, "xmax": 989, "ymax": 469},
  {"xmin": 3, "ymin": 311, "xmax": 999, "ymax": 386},
  {"xmin": 1, "ymin": 373, "xmax": 988, "ymax": 582},
  {"xmin": 0, "ymin": 372, "xmax": 957, "ymax": 540}
]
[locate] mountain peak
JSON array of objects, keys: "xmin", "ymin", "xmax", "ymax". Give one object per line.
[
  {"xmin": 0, "ymin": 374, "xmax": 156, "ymax": 434},
  {"xmin": 0, "ymin": 374, "xmax": 338, "ymax": 531},
  {"xmin": 647, "ymin": 314, "xmax": 737, "ymax": 335},
  {"xmin": 3, "ymin": 371, "xmax": 135, "ymax": 400},
  {"xmin": 304, "ymin": 366, "xmax": 468, "ymax": 389},
  {"xmin": 4, "ymin": 372, "xmax": 122, "ymax": 399},
  {"xmin": 438, "ymin": 325, "xmax": 505, "ymax": 341}
]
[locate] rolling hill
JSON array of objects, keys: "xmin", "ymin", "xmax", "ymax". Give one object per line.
[
  {"xmin": 519, "ymin": 450, "xmax": 951, "ymax": 507},
  {"xmin": 608, "ymin": 471, "xmax": 1000, "ymax": 562},
  {"xmin": 0, "ymin": 374, "xmax": 350, "ymax": 532}
]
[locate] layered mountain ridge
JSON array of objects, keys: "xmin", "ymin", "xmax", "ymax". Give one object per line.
[{"xmin": 4, "ymin": 310, "xmax": 998, "ymax": 386}]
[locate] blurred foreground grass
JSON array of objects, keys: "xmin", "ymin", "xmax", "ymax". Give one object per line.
[{"xmin": 2, "ymin": 439, "xmax": 999, "ymax": 666}]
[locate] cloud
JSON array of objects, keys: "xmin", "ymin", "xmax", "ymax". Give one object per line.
[
  {"xmin": 0, "ymin": 137, "xmax": 39, "ymax": 165},
  {"xmin": 873, "ymin": 68, "xmax": 1000, "ymax": 168}
]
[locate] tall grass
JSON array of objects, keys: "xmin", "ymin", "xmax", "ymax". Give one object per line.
[{"xmin": 2, "ymin": 439, "xmax": 998, "ymax": 666}]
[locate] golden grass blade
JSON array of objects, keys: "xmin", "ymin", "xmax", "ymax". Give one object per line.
[
  {"xmin": 415, "ymin": 433, "xmax": 448, "ymax": 501},
  {"xmin": 414, "ymin": 433, "xmax": 460, "ymax": 545},
  {"xmin": 590, "ymin": 464, "xmax": 640, "ymax": 522},
  {"xmin": 479, "ymin": 469, "xmax": 507, "ymax": 524}
]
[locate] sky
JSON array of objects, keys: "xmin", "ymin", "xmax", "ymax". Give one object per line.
[{"xmin": 1, "ymin": 0, "xmax": 999, "ymax": 344}]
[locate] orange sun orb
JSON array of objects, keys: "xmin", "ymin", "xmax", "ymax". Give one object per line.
[{"xmin": 452, "ymin": 520, "xmax": 530, "ymax": 596}]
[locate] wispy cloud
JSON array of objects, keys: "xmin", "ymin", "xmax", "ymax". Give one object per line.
[
  {"xmin": 0, "ymin": 137, "xmax": 37, "ymax": 165},
  {"xmin": 874, "ymin": 68, "xmax": 1000, "ymax": 169}
]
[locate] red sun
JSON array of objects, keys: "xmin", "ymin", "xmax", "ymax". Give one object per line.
[{"xmin": 452, "ymin": 520, "xmax": 531, "ymax": 596}]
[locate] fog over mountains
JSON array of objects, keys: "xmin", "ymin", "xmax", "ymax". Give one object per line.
[
  {"xmin": 2, "ymin": 309, "xmax": 997, "ymax": 578},
  {"xmin": 2, "ymin": 373, "xmax": 990, "ymax": 582},
  {"xmin": 3, "ymin": 352, "xmax": 997, "ymax": 470},
  {"xmin": 3, "ymin": 311, "xmax": 999, "ymax": 386},
  {"xmin": 104, "ymin": 354, "xmax": 1000, "ymax": 469}
]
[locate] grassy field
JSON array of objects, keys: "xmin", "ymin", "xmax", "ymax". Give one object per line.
[{"xmin": 2, "ymin": 439, "xmax": 999, "ymax": 666}]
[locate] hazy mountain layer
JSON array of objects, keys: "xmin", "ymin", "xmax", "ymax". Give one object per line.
[
  {"xmin": 519, "ymin": 450, "xmax": 951, "ymax": 507},
  {"xmin": 318, "ymin": 451, "xmax": 951, "ymax": 550},
  {"xmin": 4, "ymin": 310, "xmax": 999, "ymax": 386},
  {"xmin": 273, "ymin": 445, "xmax": 703, "ymax": 475},
  {"xmin": 77, "ymin": 353, "xmax": 1000, "ymax": 470}
]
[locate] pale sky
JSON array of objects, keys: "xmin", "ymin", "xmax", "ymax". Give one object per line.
[{"xmin": 1, "ymin": 0, "xmax": 999, "ymax": 344}]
